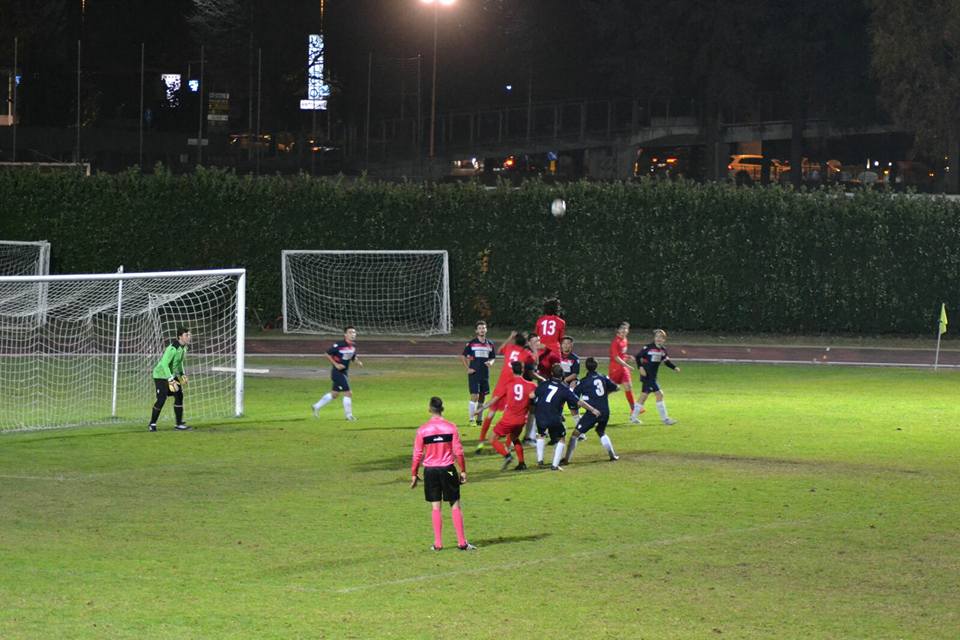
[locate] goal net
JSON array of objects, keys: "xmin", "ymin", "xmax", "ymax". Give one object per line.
[
  {"xmin": 0, "ymin": 268, "xmax": 246, "ymax": 432},
  {"xmin": 282, "ymin": 250, "xmax": 451, "ymax": 336},
  {"xmin": 0, "ymin": 240, "xmax": 50, "ymax": 276}
]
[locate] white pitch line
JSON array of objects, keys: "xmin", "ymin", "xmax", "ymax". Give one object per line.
[
  {"xmin": 333, "ymin": 518, "xmax": 815, "ymax": 594},
  {"xmin": 246, "ymin": 353, "xmax": 960, "ymax": 369}
]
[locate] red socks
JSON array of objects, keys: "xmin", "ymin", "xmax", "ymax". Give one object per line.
[
  {"xmin": 513, "ymin": 441, "xmax": 525, "ymax": 464},
  {"xmin": 479, "ymin": 414, "xmax": 493, "ymax": 441},
  {"xmin": 625, "ymin": 390, "xmax": 636, "ymax": 410},
  {"xmin": 490, "ymin": 438, "xmax": 509, "ymax": 456}
]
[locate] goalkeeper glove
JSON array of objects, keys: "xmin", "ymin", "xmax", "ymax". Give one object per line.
[
  {"xmin": 177, "ymin": 374, "xmax": 188, "ymax": 387},
  {"xmin": 167, "ymin": 378, "xmax": 180, "ymax": 393}
]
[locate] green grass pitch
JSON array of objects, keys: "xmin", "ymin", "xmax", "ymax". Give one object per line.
[{"xmin": 1, "ymin": 358, "xmax": 958, "ymax": 639}]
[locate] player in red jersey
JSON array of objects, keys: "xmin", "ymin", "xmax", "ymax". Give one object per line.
[
  {"xmin": 410, "ymin": 396, "xmax": 476, "ymax": 551},
  {"xmin": 608, "ymin": 321, "xmax": 641, "ymax": 422},
  {"xmin": 535, "ymin": 298, "xmax": 566, "ymax": 356},
  {"xmin": 474, "ymin": 331, "xmax": 537, "ymax": 453},
  {"xmin": 475, "ymin": 361, "xmax": 536, "ymax": 471}
]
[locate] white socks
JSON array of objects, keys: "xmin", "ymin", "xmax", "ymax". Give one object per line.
[
  {"xmin": 552, "ymin": 442, "xmax": 566, "ymax": 468},
  {"xmin": 535, "ymin": 438, "xmax": 546, "ymax": 463},
  {"xmin": 526, "ymin": 414, "xmax": 537, "ymax": 440},
  {"xmin": 656, "ymin": 400, "xmax": 669, "ymax": 422},
  {"xmin": 630, "ymin": 403, "xmax": 642, "ymax": 419},
  {"xmin": 600, "ymin": 434, "xmax": 617, "ymax": 458},
  {"xmin": 468, "ymin": 401, "xmax": 478, "ymax": 421},
  {"xmin": 342, "ymin": 396, "xmax": 353, "ymax": 418},
  {"xmin": 313, "ymin": 393, "xmax": 333, "ymax": 411}
]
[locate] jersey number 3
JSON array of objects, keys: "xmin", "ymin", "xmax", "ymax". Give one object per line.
[{"xmin": 593, "ymin": 379, "xmax": 605, "ymax": 396}]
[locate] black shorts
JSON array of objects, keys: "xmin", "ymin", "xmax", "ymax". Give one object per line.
[
  {"xmin": 576, "ymin": 411, "xmax": 609, "ymax": 436},
  {"xmin": 641, "ymin": 379, "xmax": 661, "ymax": 394},
  {"xmin": 467, "ymin": 372, "xmax": 490, "ymax": 395},
  {"xmin": 153, "ymin": 378, "xmax": 183, "ymax": 403},
  {"xmin": 331, "ymin": 369, "xmax": 351, "ymax": 392},
  {"xmin": 535, "ymin": 418, "xmax": 566, "ymax": 443},
  {"xmin": 423, "ymin": 465, "xmax": 461, "ymax": 504}
]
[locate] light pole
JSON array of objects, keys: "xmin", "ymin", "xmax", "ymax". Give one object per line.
[{"xmin": 421, "ymin": 0, "xmax": 455, "ymax": 160}]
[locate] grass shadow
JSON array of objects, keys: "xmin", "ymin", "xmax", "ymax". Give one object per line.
[{"xmin": 472, "ymin": 533, "xmax": 552, "ymax": 547}]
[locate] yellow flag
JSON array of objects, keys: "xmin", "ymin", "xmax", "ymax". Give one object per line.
[{"xmin": 939, "ymin": 303, "xmax": 948, "ymax": 335}]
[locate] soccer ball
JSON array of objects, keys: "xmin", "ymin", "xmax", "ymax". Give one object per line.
[{"xmin": 550, "ymin": 198, "xmax": 566, "ymax": 218}]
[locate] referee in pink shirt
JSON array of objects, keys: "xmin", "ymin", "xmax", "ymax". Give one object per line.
[{"xmin": 410, "ymin": 397, "xmax": 477, "ymax": 551}]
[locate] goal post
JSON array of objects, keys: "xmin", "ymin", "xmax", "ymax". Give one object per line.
[
  {"xmin": 0, "ymin": 268, "xmax": 246, "ymax": 432},
  {"xmin": 0, "ymin": 240, "xmax": 50, "ymax": 276},
  {"xmin": 282, "ymin": 250, "xmax": 452, "ymax": 336}
]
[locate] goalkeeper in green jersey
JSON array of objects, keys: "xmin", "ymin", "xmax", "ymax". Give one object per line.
[{"xmin": 148, "ymin": 326, "xmax": 192, "ymax": 431}]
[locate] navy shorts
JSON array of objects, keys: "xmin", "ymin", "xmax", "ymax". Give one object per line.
[
  {"xmin": 536, "ymin": 418, "xmax": 566, "ymax": 444},
  {"xmin": 576, "ymin": 411, "xmax": 610, "ymax": 436},
  {"xmin": 331, "ymin": 369, "xmax": 351, "ymax": 392},
  {"xmin": 467, "ymin": 372, "xmax": 490, "ymax": 395},
  {"xmin": 565, "ymin": 382, "xmax": 580, "ymax": 410},
  {"xmin": 423, "ymin": 465, "xmax": 461, "ymax": 504},
  {"xmin": 641, "ymin": 378, "xmax": 661, "ymax": 394}
]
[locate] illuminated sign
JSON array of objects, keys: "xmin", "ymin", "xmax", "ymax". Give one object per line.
[
  {"xmin": 161, "ymin": 73, "xmax": 181, "ymax": 107},
  {"xmin": 301, "ymin": 34, "xmax": 330, "ymax": 111},
  {"xmin": 188, "ymin": 79, "xmax": 199, "ymax": 93}
]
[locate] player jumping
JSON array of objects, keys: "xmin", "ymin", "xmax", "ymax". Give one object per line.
[
  {"xmin": 535, "ymin": 298, "xmax": 566, "ymax": 356},
  {"xmin": 312, "ymin": 326, "xmax": 363, "ymax": 421},
  {"xmin": 636, "ymin": 329, "xmax": 680, "ymax": 425}
]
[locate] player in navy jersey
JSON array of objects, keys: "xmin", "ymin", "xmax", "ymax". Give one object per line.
[
  {"xmin": 461, "ymin": 320, "xmax": 496, "ymax": 425},
  {"xmin": 636, "ymin": 329, "xmax": 680, "ymax": 425},
  {"xmin": 312, "ymin": 326, "xmax": 364, "ymax": 421},
  {"xmin": 558, "ymin": 336, "xmax": 581, "ymax": 417},
  {"xmin": 562, "ymin": 357, "xmax": 621, "ymax": 464},
  {"xmin": 534, "ymin": 364, "xmax": 600, "ymax": 470}
]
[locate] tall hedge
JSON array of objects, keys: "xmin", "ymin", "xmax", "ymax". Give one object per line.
[{"xmin": 2, "ymin": 167, "xmax": 959, "ymax": 334}]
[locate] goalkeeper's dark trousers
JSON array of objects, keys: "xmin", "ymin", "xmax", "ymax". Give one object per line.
[{"xmin": 151, "ymin": 378, "xmax": 184, "ymax": 425}]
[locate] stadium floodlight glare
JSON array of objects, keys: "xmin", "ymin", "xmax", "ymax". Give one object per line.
[
  {"xmin": 0, "ymin": 268, "xmax": 246, "ymax": 432},
  {"xmin": 282, "ymin": 250, "xmax": 451, "ymax": 336},
  {"xmin": 0, "ymin": 240, "xmax": 50, "ymax": 276},
  {"xmin": 420, "ymin": 0, "xmax": 456, "ymax": 158}
]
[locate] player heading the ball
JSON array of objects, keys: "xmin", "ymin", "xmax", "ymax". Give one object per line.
[
  {"xmin": 312, "ymin": 326, "xmax": 364, "ymax": 421},
  {"xmin": 535, "ymin": 298, "xmax": 566, "ymax": 356}
]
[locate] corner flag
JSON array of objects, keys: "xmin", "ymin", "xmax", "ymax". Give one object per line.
[{"xmin": 940, "ymin": 303, "xmax": 948, "ymax": 336}]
